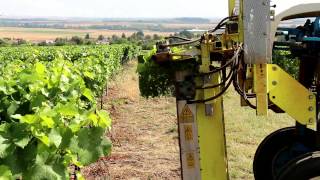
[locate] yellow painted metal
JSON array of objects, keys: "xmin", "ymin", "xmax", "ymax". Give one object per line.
[
  {"xmin": 194, "ymin": 39, "xmax": 228, "ymax": 180},
  {"xmin": 267, "ymin": 64, "xmax": 316, "ymax": 125},
  {"xmin": 196, "ymin": 100, "xmax": 228, "ymax": 180},
  {"xmin": 199, "ymin": 35, "xmax": 212, "ymax": 73},
  {"xmin": 228, "ymin": 0, "xmax": 243, "ymax": 42},
  {"xmin": 238, "ymin": 0, "xmax": 244, "ymax": 42},
  {"xmin": 254, "ymin": 64, "xmax": 268, "ymax": 116},
  {"xmin": 200, "ymin": 38, "xmax": 216, "ymax": 105},
  {"xmin": 228, "ymin": 0, "xmax": 235, "ymax": 16}
]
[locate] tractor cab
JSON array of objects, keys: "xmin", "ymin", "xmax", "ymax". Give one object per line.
[
  {"xmin": 271, "ymin": 2, "xmax": 320, "ymax": 62},
  {"xmin": 302, "ymin": 17, "xmax": 320, "ymax": 41},
  {"xmin": 276, "ymin": 17, "xmax": 320, "ymax": 43}
]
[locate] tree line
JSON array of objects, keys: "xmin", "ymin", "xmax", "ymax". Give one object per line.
[{"xmin": 0, "ymin": 29, "xmax": 199, "ymax": 50}]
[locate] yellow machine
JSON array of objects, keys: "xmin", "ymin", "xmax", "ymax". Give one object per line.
[{"xmin": 151, "ymin": 0, "xmax": 320, "ymax": 179}]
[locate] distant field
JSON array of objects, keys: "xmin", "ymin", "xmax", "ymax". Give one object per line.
[
  {"xmin": 0, "ymin": 27, "xmax": 174, "ymax": 41},
  {"xmin": 0, "ymin": 17, "xmax": 218, "ymax": 41}
]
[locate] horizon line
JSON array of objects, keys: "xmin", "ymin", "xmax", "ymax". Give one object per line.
[{"xmin": 0, "ymin": 15, "xmax": 225, "ymax": 20}]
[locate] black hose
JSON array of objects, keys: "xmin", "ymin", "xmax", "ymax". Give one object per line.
[
  {"xmin": 198, "ymin": 47, "xmax": 242, "ymax": 76},
  {"xmin": 241, "ymin": 81, "xmax": 257, "ymax": 109},
  {"xmin": 165, "ymin": 36, "xmax": 193, "ymax": 41},
  {"xmin": 187, "ymin": 73, "xmax": 235, "ymax": 104},
  {"xmin": 196, "ymin": 60, "xmax": 237, "ymax": 89},
  {"xmin": 208, "ymin": 16, "xmax": 238, "ymax": 33},
  {"xmin": 233, "ymin": 75, "xmax": 256, "ymax": 98},
  {"xmin": 162, "ymin": 38, "xmax": 201, "ymax": 47},
  {"xmin": 188, "ymin": 48, "xmax": 241, "ymax": 103},
  {"xmin": 162, "ymin": 16, "xmax": 237, "ymax": 48}
]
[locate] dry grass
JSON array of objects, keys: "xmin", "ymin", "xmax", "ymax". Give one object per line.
[
  {"xmin": 82, "ymin": 61, "xmax": 295, "ymax": 180},
  {"xmin": 224, "ymin": 91, "xmax": 294, "ymax": 179},
  {"xmin": 82, "ymin": 61, "xmax": 180, "ymax": 180}
]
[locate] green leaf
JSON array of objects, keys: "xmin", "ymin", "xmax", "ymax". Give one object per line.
[
  {"xmin": 39, "ymin": 135, "xmax": 51, "ymax": 147},
  {"xmin": 48, "ymin": 128, "xmax": 62, "ymax": 148},
  {"xmin": 83, "ymin": 71, "xmax": 94, "ymax": 79},
  {"xmin": 7, "ymin": 101, "xmax": 19, "ymax": 116},
  {"xmin": 12, "ymin": 114, "xmax": 37, "ymax": 124},
  {"xmin": 56, "ymin": 103, "xmax": 78, "ymax": 117},
  {"xmin": 97, "ymin": 110, "xmax": 112, "ymax": 128},
  {"xmin": 76, "ymin": 172, "xmax": 85, "ymax": 180},
  {"xmin": 58, "ymin": 128, "xmax": 73, "ymax": 149},
  {"xmin": 69, "ymin": 127, "xmax": 111, "ymax": 165},
  {"xmin": 39, "ymin": 107, "xmax": 57, "ymax": 119},
  {"xmin": 0, "ymin": 165, "xmax": 12, "ymax": 180},
  {"xmin": 0, "ymin": 81, "xmax": 7, "ymax": 94},
  {"xmin": 14, "ymin": 137, "xmax": 30, "ymax": 149},
  {"xmin": 23, "ymin": 115, "xmax": 38, "ymax": 124},
  {"xmin": 0, "ymin": 135, "xmax": 13, "ymax": 159},
  {"xmin": 87, "ymin": 113, "xmax": 98, "ymax": 126},
  {"xmin": 23, "ymin": 149, "xmax": 68, "ymax": 179},
  {"xmin": 82, "ymin": 88, "xmax": 94, "ymax": 101},
  {"xmin": 10, "ymin": 114, "xmax": 22, "ymax": 120},
  {"xmin": 10, "ymin": 123, "xmax": 31, "ymax": 148},
  {"xmin": 19, "ymin": 72, "xmax": 38, "ymax": 84},
  {"xmin": 32, "ymin": 130, "xmax": 50, "ymax": 147},
  {"xmin": 31, "ymin": 94, "xmax": 46, "ymax": 108},
  {"xmin": 3, "ymin": 140, "xmax": 38, "ymax": 175},
  {"xmin": 35, "ymin": 62, "xmax": 46, "ymax": 75},
  {"xmin": 0, "ymin": 123, "xmax": 30, "ymax": 152},
  {"xmin": 0, "ymin": 124, "xmax": 8, "ymax": 132},
  {"xmin": 40, "ymin": 115, "xmax": 54, "ymax": 128},
  {"xmin": 23, "ymin": 163, "xmax": 66, "ymax": 180}
]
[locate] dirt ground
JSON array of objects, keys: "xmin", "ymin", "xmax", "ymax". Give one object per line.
[{"xmin": 82, "ymin": 61, "xmax": 181, "ymax": 180}]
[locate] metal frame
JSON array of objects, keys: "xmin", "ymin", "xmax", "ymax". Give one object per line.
[
  {"xmin": 152, "ymin": 1, "xmax": 319, "ymax": 179},
  {"xmin": 267, "ymin": 64, "xmax": 316, "ymax": 125}
]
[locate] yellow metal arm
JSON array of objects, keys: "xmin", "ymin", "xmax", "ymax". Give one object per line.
[
  {"xmin": 267, "ymin": 64, "xmax": 316, "ymax": 125},
  {"xmin": 254, "ymin": 64, "xmax": 316, "ymax": 125}
]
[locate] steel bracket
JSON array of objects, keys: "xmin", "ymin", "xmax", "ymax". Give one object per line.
[{"xmin": 267, "ymin": 64, "xmax": 316, "ymax": 125}]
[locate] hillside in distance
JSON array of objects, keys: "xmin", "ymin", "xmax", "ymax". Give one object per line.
[
  {"xmin": 0, "ymin": 17, "xmax": 217, "ymax": 41},
  {"xmin": 0, "ymin": 17, "xmax": 216, "ymax": 31}
]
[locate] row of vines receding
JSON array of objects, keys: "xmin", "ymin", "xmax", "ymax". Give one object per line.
[{"xmin": 0, "ymin": 45, "xmax": 140, "ymax": 179}]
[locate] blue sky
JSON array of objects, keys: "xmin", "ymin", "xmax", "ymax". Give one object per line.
[{"xmin": 0, "ymin": 0, "xmax": 319, "ymax": 18}]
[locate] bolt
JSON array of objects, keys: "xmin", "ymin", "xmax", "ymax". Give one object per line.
[
  {"xmin": 309, "ymin": 106, "xmax": 314, "ymax": 112},
  {"xmin": 309, "ymin": 118, "xmax": 314, "ymax": 123},
  {"xmin": 272, "ymin": 66, "xmax": 277, "ymax": 71},
  {"xmin": 272, "ymin": 81, "xmax": 277, "ymax": 86},
  {"xmin": 309, "ymin": 95, "xmax": 314, "ymax": 100}
]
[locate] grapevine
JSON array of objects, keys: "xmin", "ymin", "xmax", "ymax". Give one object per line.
[
  {"xmin": 0, "ymin": 45, "xmax": 140, "ymax": 179},
  {"xmin": 137, "ymin": 47, "xmax": 196, "ymax": 98}
]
